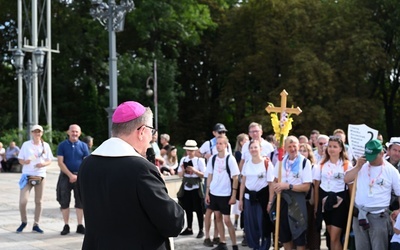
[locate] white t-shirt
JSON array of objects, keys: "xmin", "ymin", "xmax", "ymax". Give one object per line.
[
  {"xmin": 391, "ymin": 215, "xmax": 400, "ymax": 243},
  {"xmin": 274, "ymin": 154, "xmax": 312, "ymax": 185},
  {"xmin": 241, "ymin": 139, "xmax": 274, "ymax": 162},
  {"xmin": 178, "ymin": 156, "xmax": 206, "ymax": 191},
  {"xmin": 355, "ymin": 160, "xmax": 400, "ymax": 208},
  {"xmin": 206, "ymin": 154, "xmax": 240, "ymax": 196},
  {"xmin": 313, "ymin": 159, "xmax": 353, "ymax": 193},
  {"xmin": 18, "ymin": 140, "xmax": 53, "ymax": 177},
  {"xmin": 242, "ymin": 159, "xmax": 274, "ymax": 195}
]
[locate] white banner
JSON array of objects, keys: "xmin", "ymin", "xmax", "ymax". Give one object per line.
[{"xmin": 348, "ymin": 124, "xmax": 379, "ymax": 159}]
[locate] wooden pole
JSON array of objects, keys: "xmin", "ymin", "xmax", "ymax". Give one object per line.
[
  {"xmin": 343, "ymin": 176, "xmax": 357, "ymax": 250},
  {"xmin": 274, "ymin": 155, "xmax": 283, "ymax": 250}
]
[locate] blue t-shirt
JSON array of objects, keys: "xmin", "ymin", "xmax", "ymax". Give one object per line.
[{"xmin": 57, "ymin": 139, "xmax": 89, "ymax": 172}]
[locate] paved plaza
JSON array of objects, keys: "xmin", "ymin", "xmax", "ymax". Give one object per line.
[{"xmin": 0, "ymin": 161, "xmax": 327, "ymax": 249}]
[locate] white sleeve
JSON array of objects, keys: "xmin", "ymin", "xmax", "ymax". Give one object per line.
[
  {"xmin": 392, "ymin": 167, "xmax": 400, "ymax": 196},
  {"xmin": 199, "ymin": 141, "xmax": 209, "ymax": 155},
  {"xmin": 228, "ymin": 155, "xmax": 240, "ymax": 176},
  {"xmin": 313, "ymin": 163, "xmax": 321, "ymax": 181},
  {"xmin": 196, "ymin": 157, "xmax": 206, "ymax": 173},
  {"xmin": 206, "ymin": 157, "xmax": 213, "ymax": 175},
  {"xmin": 301, "ymin": 159, "xmax": 313, "ymax": 183},
  {"xmin": 178, "ymin": 157, "xmax": 185, "ymax": 173},
  {"xmin": 267, "ymin": 162, "xmax": 275, "ymax": 182}
]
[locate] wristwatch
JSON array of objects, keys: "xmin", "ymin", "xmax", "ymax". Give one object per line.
[{"xmin": 289, "ymin": 184, "xmax": 293, "ymax": 190}]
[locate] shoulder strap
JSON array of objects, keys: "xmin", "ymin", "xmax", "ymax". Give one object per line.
[
  {"xmin": 226, "ymin": 155, "xmax": 231, "ymax": 178},
  {"xmin": 302, "ymin": 157, "xmax": 307, "ymax": 169},
  {"xmin": 212, "ymin": 154, "xmax": 232, "ymax": 178},
  {"xmin": 211, "ymin": 154, "xmax": 217, "ymax": 171},
  {"xmin": 343, "ymin": 160, "xmax": 349, "ymax": 172},
  {"xmin": 209, "ymin": 140, "xmax": 213, "ymax": 153}
]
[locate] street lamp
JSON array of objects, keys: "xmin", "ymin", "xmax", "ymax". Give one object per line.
[
  {"xmin": 90, "ymin": 0, "xmax": 135, "ymax": 137},
  {"xmin": 12, "ymin": 48, "xmax": 45, "ymax": 139},
  {"xmin": 145, "ymin": 60, "xmax": 158, "ymax": 131}
]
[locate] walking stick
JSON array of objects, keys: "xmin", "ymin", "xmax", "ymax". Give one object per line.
[
  {"xmin": 274, "ymin": 157, "xmax": 283, "ymax": 250},
  {"xmin": 343, "ymin": 175, "xmax": 357, "ymax": 250}
]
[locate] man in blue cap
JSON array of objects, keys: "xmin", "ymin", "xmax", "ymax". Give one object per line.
[{"xmin": 345, "ymin": 139, "xmax": 400, "ymax": 250}]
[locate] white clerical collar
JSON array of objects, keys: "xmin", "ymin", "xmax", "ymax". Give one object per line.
[{"xmin": 92, "ymin": 137, "xmax": 143, "ymax": 157}]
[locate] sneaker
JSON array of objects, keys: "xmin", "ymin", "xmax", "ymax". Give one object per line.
[
  {"xmin": 180, "ymin": 228, "xmax": 193, "ymax": 236},
  {"xmin": 60, "ymin": 224, "xmax": 70, "ymax": 235},
  {"xmin": 212, "ymin": 242, "xmax": 228, "ymax": 250},
  {"xmin": 32, "ymin": 225, "xmax": 44, "ymax": 234},
  {"xmin": 232, "ymin": 245, "xmax": 239, "ymax": 250},
  {"xmin": 241, "ymin": 235, "xmax": 248, "ymax": 246},
  {"xmin": 76, "ymin": 224, "xmax": 85, "ymax": 234},
  {"xmin": 212, "ymin": 237, "xmax": 220, "ymax": 245},
  {"xmin": 16, "ymin": 222, "xmax": 27, "ymax": 233},
  {"xmin": 203, "ymin": 238, "xmax": 213, "ymax": 247},
  {"xmin": 196, "ymin": 230, "xmax": 204, "ymax": 238}
]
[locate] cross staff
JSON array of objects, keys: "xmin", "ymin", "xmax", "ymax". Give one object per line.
[{"xmin": 265, "ymin": 90, "xmax": 301, "ymax": 250}]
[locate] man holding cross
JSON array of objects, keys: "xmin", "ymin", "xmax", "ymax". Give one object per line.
[
  {"xmin": 265, "ymin": 90, "xmax": 304, "ymax": 250},
  {"xmin": 272, "ymin": 136, "xmax": 312, "ymax": 250}
]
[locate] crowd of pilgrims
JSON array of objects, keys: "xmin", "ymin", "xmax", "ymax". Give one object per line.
[{"xmin": 151, "ymin": 124, "xmax": 400, "ymax": 250}]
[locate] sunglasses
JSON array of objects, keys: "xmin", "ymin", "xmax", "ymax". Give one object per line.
[{"xmin": 218, "ymin": 131, "xmax": 226, "ymax": 134}]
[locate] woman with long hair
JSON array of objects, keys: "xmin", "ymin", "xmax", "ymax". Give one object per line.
[
  {"xmin": 313, "ymin": 136, "xmax": 353, "ymax": 250},
  {"xmin": 161, "ymin": 146, "xmax": 178, "ymax": 175}
]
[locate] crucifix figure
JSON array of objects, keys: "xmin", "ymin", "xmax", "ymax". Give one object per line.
[{"xmin": 265, "ymin": 89, "xmax": 302, "ymax": 250}]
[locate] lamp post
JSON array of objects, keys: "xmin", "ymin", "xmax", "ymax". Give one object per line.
[
  {"xmin": 145, "ymin": 60, "xmax": 158, "ymax": 131},
  {"xmin": 90, "ymin": 0, "xmax": 134, "ymax": 137},
  {"xmin": 12, "ymin": 48, "xmax": 45, "ymax": 140}
]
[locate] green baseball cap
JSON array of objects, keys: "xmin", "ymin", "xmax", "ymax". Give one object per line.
[{"xmin": 364, "ymin": 139, "xmax": 383, "ymax": 162}]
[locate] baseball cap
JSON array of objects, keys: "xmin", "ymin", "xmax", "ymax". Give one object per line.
[
  {"xmin": 112, "ymin": 101, "xmax": 146, "ymax": 123},
  {"xmin": 364, "ymin": 139, "xmax": 383, "ymax": 162},
  {"xmin": 31, "ymin": 125, "xmax": 43, "ymax": 132},
  {"xmin": 213, "ymin": 123, "xmax": 228, "ymax": 132},
  {"xmin": 386, "ymin": 137, "xmax": 400, "ymax": 148}
]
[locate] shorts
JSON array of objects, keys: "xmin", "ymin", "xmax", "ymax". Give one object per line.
[
  {"xmin": 209, "ymin": 194, "xmax": 231, "ymax": 215},
  {"xmin": 56, "ymin": 172, "xmax": 82, "ymax": 209}
]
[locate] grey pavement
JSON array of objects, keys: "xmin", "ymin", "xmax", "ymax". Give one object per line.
[{"xmin": 0, "ymin": 161, "xmax": 327, "ymax": 250}]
